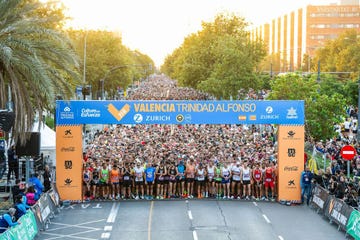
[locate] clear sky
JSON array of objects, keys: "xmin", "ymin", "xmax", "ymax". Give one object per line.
[{"xmin": 61, "ymin": 0, "xmax": 339, "ymax": 67}]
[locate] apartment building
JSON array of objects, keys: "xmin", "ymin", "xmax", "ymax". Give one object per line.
[{"xmin": 251, "ymin": 0, "xmax": 360, "ymax": 72}]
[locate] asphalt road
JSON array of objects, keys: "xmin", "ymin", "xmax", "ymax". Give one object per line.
[{"xmin": 36, "ymin": 200, "xmax": 349, "ymax": 240}]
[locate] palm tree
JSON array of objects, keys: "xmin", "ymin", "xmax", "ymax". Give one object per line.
[{"xmin": 0, "ymin": 0, "xmax": 80, "ymax": 144}]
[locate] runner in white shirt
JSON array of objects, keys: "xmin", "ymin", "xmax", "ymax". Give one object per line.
[
  {"xmin": 231, "ymin": 161, "xmax": 242, "ymax": 199},
  {"xmin": 206, "ymin": 161, "xmax": 216, "ymax": 198},
  {"xmin": 240, "ymin": 161, "xmax": 252, "ymax": 200}
]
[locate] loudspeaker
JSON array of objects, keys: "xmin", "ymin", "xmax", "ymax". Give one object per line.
[
  {"xmin": 16, "ymin": 132, "xmax": 40, "ymax": 157},
  {"xmin": 0, "ymin": 111, "xmax": 15, "ymax": 132}
]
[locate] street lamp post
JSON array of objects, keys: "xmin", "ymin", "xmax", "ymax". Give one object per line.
[
  {"xmin": 100, "ymin": 64, "xmax": 152, "ymax": 100},
  {"xmin": 83, "ymin": 31, "xmax": 88, "ymax": 100}
]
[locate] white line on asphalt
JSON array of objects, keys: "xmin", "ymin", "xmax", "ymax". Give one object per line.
[
  {"xmin": 41, "ymin": 229, "xmax": 101, "ymax": 240},
  {"xmin": 253, "ymin": 202, "xmax": 258, "ymax": 207},
  {"xmin": 104, "ymin": 226, "xmax": 112, "ymax": 231},
  {"xmin": 188, "ymin": 210, "xmax": 193, "ymax": 220},
  {"xmin": 92, "ymin": 203, "xmax": 102, "ymax": 209},
  {"xmin": 101, "ymin": 232, "xmax": 111, "ymax": 239},
  {"xmin": 192, "ymin": 230, "xmax": 198, "ymax": 240},
  {"xmin": 262, "ymin": 214, "xmax": 271, "ymax": 224},
  {"xmin": 106, "ymin": 202, "xmax": 120, "ymax": 223},
  {"xmin": 278, "ymin": 235, "xmax": 285, "ymax": 240},
  {"xmin": 46, "ymin": 219, "xmax": 105, "ymax": 232},
  {"xmin": 148, "ymin": 201, "xmax": 154, "ymax": 240}
]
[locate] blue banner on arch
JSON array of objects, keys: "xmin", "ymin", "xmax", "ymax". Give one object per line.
[{"xmin": 56, "ymin": 100, "xmax": 304, "ymax": 125}]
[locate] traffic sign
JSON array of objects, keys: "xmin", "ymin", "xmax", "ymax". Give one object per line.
[{"xmin": 340, "ymin": 145, "xmax": 356, "ymax": 160}]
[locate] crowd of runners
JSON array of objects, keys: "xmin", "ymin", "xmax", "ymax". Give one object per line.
[{"xmin": 82, "ymin": 76, "xmax": 279, "ymax": 201}]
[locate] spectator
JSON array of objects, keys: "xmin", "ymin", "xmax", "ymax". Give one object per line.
[
  {"xmin": 7, "ymin": 145, "xmax": 19, "ymax": 183},
  {"xmin": 13, "ymin": 194, "xmax": 29, "ymax": 221},
  {"xmin": 0, "ymin": 150, "xmax": 5, "ymax": 179},
  {"xmin": 25, "ymin": 186, "xmax": 36, "ymax": 206},
  {"xmin": 334, "ymin": 174, "xmax": 346, "ymax": 199},
  {"xmin": 28, "ymin": 173, "xmax": 44, "ymax": 200},
  {"xmin": 43, "ymin": 165, "xmax": 52, "ymax": 192},
  {"xmin": 0, "ymin": 208, "xmax": 20, "ymax": 233},
  {"xmin": 11, "ymin": 179, "xmax": 25, "ymax": 204}
]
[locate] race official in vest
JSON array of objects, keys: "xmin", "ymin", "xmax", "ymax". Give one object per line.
[{"xmin": 300, "ymin": 166, "xmax": 313, "ymax": 205}]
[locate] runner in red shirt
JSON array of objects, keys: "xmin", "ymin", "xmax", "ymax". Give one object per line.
[
  {"xmin": 252, "ymin": 163, "xmax": 263, "ymax": 201},
  {"xmin": 263, "ymin": 162, "xmax": 275, "ymax": 201}
]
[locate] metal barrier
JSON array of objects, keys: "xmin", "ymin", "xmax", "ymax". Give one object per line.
[
  {"xmin": 311, "ymin": 184, "xmax": 360, "ymax": 239},
  {"xmin": 0, "ymin": 184, "xmax": 61, "ymax": 240}
]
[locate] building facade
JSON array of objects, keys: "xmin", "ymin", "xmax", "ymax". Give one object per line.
[{"xmin": 251, "ymin": 1, "xmax": 360, "ymax": 72}]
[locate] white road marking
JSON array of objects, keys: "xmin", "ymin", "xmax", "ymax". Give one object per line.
[
  {"xmin": 278, "ymin": 236, "xmax": 285, "ymax": 240},
  {"xmin": 41, "ymin": 229, "xmax": 100, "ymax": 240},
  {"xmin": 262, "ymin": 214, "xmax": 271, "ymax": 224},
  {"xmin": 188, "ymin": 210, "xmax": 193, "ymax": 220},
  {"xmin": 101, "ymin": 232, "xmax": 111, "ymax": 239},
  {"xmin": 46, "ymin": 219, "xmax": 105, "ymax": 232},
  {"xmin": 107, "ymin": 202, "xmax": 120, "ymax": 223},
  {"xmin": 104, "ymin": 226, "xmax": 112, "ymax": 231},
  {"xmin": 92, "ymin": 203, "xmax": 102, "ymax": 209},
  {"xmin": 148, "ymin": 201, "xmax": 154, "ymax": 240},
  {"xmin": 253, "ymin": 202, "xmax": 258, "ymax": 207},
  {"xmin": 81, "ymin": 204, "xmax": 90, "ymax": 209},
  {"xmin": 192, "ymin": 230, "xmax": 198, "ymax": 240}
]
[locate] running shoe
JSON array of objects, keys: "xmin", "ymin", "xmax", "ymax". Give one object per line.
[
  {"xmin": 261, "ymin": 196, "xmax": 266, "ymax": 201},
  {"xmin": 223, "ymin": 196, "xmax": 227, "ymax": 200},
  {"xmin": 230, "ymin": 195, "xmax": 234, "ymax": 199},
  {"xmin": 140, "ymin": 195, "xmax": 144, "ymax": 200},
  {"xmin": 135, "ymin": 195, "xmax": 139, "ymax": 200},
  {"xmin": 245, "ymin": 196, "xmax": 250, "ymax": 200},
  {"xmin": 237, "ymin": 196, "xmax": 241, "ymax": 200},
  {"xmin": 265, "ymin": 198, "xmax": 269, "ymax": 201}
]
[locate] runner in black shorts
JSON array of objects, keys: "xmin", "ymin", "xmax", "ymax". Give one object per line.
[
  {"xmin": 122, "ymin": 163, "xmax": 132, "ymax": 199},
  {"xmin": 156, "ymin": 161, "xmax": 167, "ymax": 199}
]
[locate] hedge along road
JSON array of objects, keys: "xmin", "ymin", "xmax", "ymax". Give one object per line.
[{"xmin": 36, "ymin": 200, "xmax": 347, "ymax": 240}]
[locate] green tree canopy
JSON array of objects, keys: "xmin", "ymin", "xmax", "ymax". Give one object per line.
[
  {"xmin": 68, "ymin": 30, "xmax": 154, "ymax": 99},
  {"xmin": 313, "ymin": 30, "xmax": 360, "ymax": 78},
  {"xmin": 0, "ymin": 0, "xmax": 80, "ymax": 143},
  {"xmin": 161, "ymin": 13, "xmax": 266, "ymax": 99},
  {"xmin": 268, "ymin": 73, "xmax": 346, "ymax": 140}
]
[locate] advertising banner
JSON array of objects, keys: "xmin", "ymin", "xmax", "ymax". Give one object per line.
[
  {"xmin": 0, "ymin": 211, "xmax": 38, "ymax": 240},
  {"xmin": 56, "ymin": 125, "xmax": 82, "ymax": 201},
  {"xmin": 347, "ymin": 210, "xmax": 360, "ymax": 240},
  {"xmin": 325, "ymin": 195, "xmax": 354, "ymax": 230},
  {"xmin": 277, "ymin": 125, "xmax": 304, "ymax": 201},
  {"xmin": 311, "ymin": 185, "xmax": 330, "ymax": 213},
  {"xmin": 56, "ymin": 100, "xmax": 305, "ymax": 125}
]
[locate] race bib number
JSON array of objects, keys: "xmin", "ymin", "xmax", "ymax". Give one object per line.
[
  {"xmin": 124, "ymin": 176, "xmax": 130, "ymax": 181},
  {"xmin": 233, "ymin": 175, "xmax": 240, "ymax": 181}
]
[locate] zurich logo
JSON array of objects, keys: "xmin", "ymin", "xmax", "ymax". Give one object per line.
[
  {"xmin": 266, "ymin": 106, "xmax": 273, "ymax": 114},
  {"xmin": 64, "ymin": 107, "xmax": 71, "ymax": 112},
  {"xmin": 134, "ymin": 114, "xmax": 143, "ymax": 123}
]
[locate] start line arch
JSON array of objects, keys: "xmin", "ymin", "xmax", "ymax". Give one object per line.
[{"xmin": 55, "ymin": 100, "xmax": 305, "ymax": 202}]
